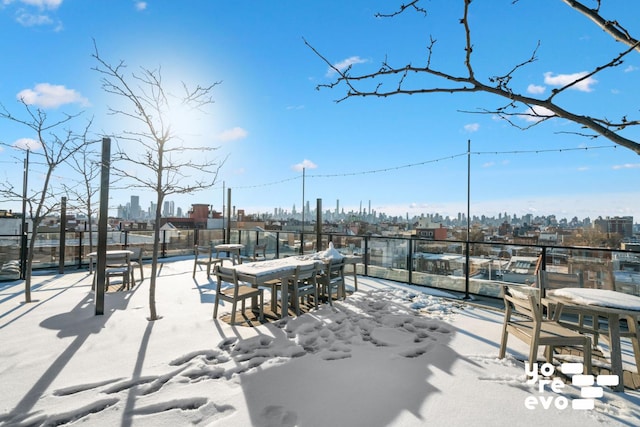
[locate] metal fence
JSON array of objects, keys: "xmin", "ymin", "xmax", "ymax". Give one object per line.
[{"xmin": 1, "ymin": 228, "xmax": 639, "ymax": 299}]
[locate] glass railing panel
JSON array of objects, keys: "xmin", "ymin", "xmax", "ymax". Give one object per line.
[
  {"xmin": 366, "ymin": 236, "xmax": 409, "ymax": 283},
  {"xmin": 0, "ymin": 235, "xmax": 22, "ymax": 280}
]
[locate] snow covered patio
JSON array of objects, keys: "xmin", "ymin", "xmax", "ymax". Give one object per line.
[{"xmin": 1, "ymin": 257, "xmax": 639, "ymax": 426}]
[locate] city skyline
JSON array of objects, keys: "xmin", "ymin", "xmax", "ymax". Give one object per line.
[
  {"xmin": 101, "ymin": 193, "xmax": 636, "ymax": 226},
  {"xmin": 0, "ymin": 1, "xmax": 639, "ymax": 222}
]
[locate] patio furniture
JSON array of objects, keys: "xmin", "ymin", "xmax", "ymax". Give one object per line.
[
  {"xmin": 215, "ymin": 243, "xmax": 244, "ymax": 265},
  {"xmin": 318, "ymin": 258, "xmax": 346, "ymax": 306},
  {"xmin": 499, "ymin": 285, "xmax": 592, "ymax": 375},
  {"xmin": 288, "ymin": 262, "xmax": 319, "ymax": 315},
  {"xmin": 251, "ymin": 244, "xmax": 267, "ymax": 261},
  {"xmin": 213, "ymin": 264, "xmax": 264, "ymax": 326},
  {"xmin": 104, "ymin": 252, "xmax": 133, "ymax": 291},
  {"xmin": 89, "ymin": 249, "xmax": 134, "ymax": 291},
  {"xmin": 193, "ymin": 244, "xmax": 222, "ymax": 278},
  {"xmin": 545, "ymin": 288, "xmax": 640, "ymax": 391},
  {"xmin": 231, "ymin": 257, "xmax": 325, "ymax": 319},
  {"xmin": 128, "ymin": 247, "xmax": 144, "ymax": 284},
  {"xmin": 344, "ymin": 254, "xmax": 362, "ymax": 291},
  {"xmin": 538, "ymin": 270, "xmax": 601, "ymax": 344}
]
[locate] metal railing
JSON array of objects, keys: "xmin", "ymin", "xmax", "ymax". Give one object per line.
[{"xmin": 1, "ymin": 228, "xmax": 639, "ymax": 300}]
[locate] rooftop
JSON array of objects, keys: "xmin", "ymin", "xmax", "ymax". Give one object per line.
[{"xmin": 1, "ymin": 257, "xmax": 639, "ymax": 426}]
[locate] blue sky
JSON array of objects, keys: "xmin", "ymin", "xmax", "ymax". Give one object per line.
[{"xmin": 0, "ymin": 0, "xmax": 639, "ymax": 222}]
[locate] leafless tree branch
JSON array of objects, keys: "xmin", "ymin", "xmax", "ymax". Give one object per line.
[
  {"xmin": 92, "ymin": 42, "xmax": 224, "ymax": 320},
  {"xmin": 306, "ymin": 0, "xmax": 640, "ymax": 155}
]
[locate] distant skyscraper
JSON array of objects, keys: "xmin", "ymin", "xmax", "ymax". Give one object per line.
[
  {"xmin": 130, "ymin": 195, "xmax": 141, "ymax": 220},
  {"xmin": 163, "ymin": 201, "xmax": 175, "ymax": 217}
]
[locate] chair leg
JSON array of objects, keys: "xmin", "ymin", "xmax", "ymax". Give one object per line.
[
  {"xmin": 213, "ymin": 299, "xmax": 220, "ymax": 319},
  {"xmin": 230, "ymin": 301, "xmax": 238, "ymax": 325},
  {"xmin": 583, "ymin": 337, "xmax": 592, "ymax": 375},
  {"xmin": 498, "ymin": 328, "xmax": 508, "ymax": 359}
]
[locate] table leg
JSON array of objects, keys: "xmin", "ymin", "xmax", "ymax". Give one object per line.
[
  {"xmin": 626, "ymin": 315, "xmax": 640, "ymax": 372},
  {"xmin": 281, "ymin": 277, "xmax": 289, "ymax": 319},
  {"xmin": 352, "ymin": 264, "xmax": 358, "ymax": 291},
  {"xmin": 607, "ymin": 314, "xmax": 624, "ymax": 392}
]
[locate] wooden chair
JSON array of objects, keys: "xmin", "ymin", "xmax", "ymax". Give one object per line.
[
  {"xmin": 128, "ymin": 247, "xmax": 144, "ymax": 285},
  {"xmin": 104, "ymin": 253, "xmax": 132, "ymax": 291},
  {"xmin": 318, "ymin": 258, "xmax": 346, "ymax": 306},
  {"xmin": 288, "ymin": 263, "xmax": 319, "ymax": 315},
  {"xmin": 213, "ymin": 264, "xmax": 264, "ymax": 325},
  {"xmin": 499, "ymin": 285, "xmax": 592, "ymax": 375},
  {"xmin": 539, "ymin": 271, "xmax": 601, "ymax": 345},
  {"xmin": 193, "ymin": 244, "xmax": 222, "ymax": 278},
  {"xmin": 251, "ymin": 243, "xmax": 267, "ymax": 262}
]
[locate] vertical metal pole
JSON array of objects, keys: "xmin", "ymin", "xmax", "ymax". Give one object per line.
[
  {"xmin": 464, "ymin": 139, "xmax": 471, "ymax": 299},
  {"xmin": 20, "ymin": 150, "xmax": 29, "ymax": 281},
  {"xmin": 95, "ymin": 137, "xmax": 111, "ymax": 315},
  {"xmin": 316, "ymin": 198, "xmax": 322, "ymax": 251},
  {"xmin": 226, "ymin": 188, "xmax": 232, "ymax": 244},
  {"xmin": 300, "ymin": 168, "xmax": 305, "ymax": 255},
  {"xmin": 58, "ymin": 197, "xmax": 66, "ymax": 273}
]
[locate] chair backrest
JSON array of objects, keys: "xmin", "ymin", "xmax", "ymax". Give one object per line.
[
  {"xmin": 295, "ymin": 262, "xmax": 317, "ymax": 281},
  {"xmin": 326, "ymin": 258, "xmax": 345, "ymax": 282},
  {"xmin": 253, "ymin": 244, "xmax": 267, "ymax": 258},
  {"xmin": 129, "ymin": 247, "xmax": 143, "ymax": 262},
  {"xmin": 195, "ymin": 245, "xmax": 212, "ymax": 260},
  {"xmin": 105, "ymin": 252, "xmax": 130, "ymax": 267},
  {"xmin": 503, "ymin": 285, "xmax": 542, "ymax": 323},
  {"xmin": 538, "ymin": 271, "xmax": 582, "ymax": 299},
  {"xmin": 214, "ymin": 264, "xmax": 238, "ymax": 284}
]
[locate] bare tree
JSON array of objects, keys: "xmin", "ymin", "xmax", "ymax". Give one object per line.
[
  {"xmin": 0, "ymin": 100, "xmax": 89, "ymax": 302},
  {"xmin": 91, "ymin": 43, "xmax": 224, "ymax": 321},
  {"xmin": 306, "ymin": 0, "xmax": 640, "ymax": 155},
  {"xmin": 63, "ymin": 121, "xmax": 100, "ymax": 252}
]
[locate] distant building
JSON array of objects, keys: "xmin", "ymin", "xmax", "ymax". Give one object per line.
[
  {"xmin": 593, "ymin": 216, "xmax": 633, "ymax": 239},
  {"xmin": 415, "ymin": 224, "xmax": 448, "ymax": 240}
]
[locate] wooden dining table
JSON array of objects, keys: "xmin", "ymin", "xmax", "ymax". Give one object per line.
[
  {"xmin": 214, "ymin": 243, "xmax": 245, "ymax": 265},
  {"xmin": 545, "ymin": 288, "xmax": 640, "ymax": 391},
  {"xmin": 230, "ymin": 256, "xmax": 326, "ymax": 318}
]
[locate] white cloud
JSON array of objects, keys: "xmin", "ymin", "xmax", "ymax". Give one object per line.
[
  {"xmin": 292, "ymin": 159, "xmax": 317, "ymax": 172},
  {"xmin": 527, "ymin": 84, "xmax": 545, "ymax": 95},
  {"xmin": 612, "ymin": 163, "xmax": 640, "ymax": 170},
  {"xmin": 482, "ymin": 161, "xmax": 495, "ymax": 168},
  {"xmin": 20, "ymin": 0, "xmax": 62, "ymax": 9},
  {"xmin": 463, "ymin": 123, "xmax": 479, "ymax": 133},
  {"xmin": 13, "ymin": 137, "xmax": 42, "ymax": 151},
  {"xmin": 216, "ymin": 127, "xmax": 248, "ymax": 142},
  {"xmin": 520, "ymin": 105, "xmax": 555, "ymax": 122},
  {"xmin": 17, "ymin": 83, "xmax": 89, "ymax": 108},
  {"xmin": 543, "ymin": 71, "xmax": 597, "ymax": 92},
  {"xmin": 135, "ymin": 1, "xmax": 147, "ymax": 11},
  {"xmin": 16, "ymin": 13, "xmax": 51, "ymax": 26},
  {"xmin": 624, "ymin": 65, "xmax": 638, "ymax": 73},
  {"xmin": 326, "ymin": 56, "xmax": 367, "ymax": 77}
]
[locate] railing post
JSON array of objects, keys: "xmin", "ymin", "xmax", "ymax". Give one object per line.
[
  {"xmin": 77, "ymin": 231, "xmax": 83, "ymax": 269},
  {"xmin": 408, "ymin": 237, "xmax": 413, "ymax": 284},
  {"xmin": 299, "ymin": 231, "xmax": 304, "ymax": 255},
  {"xmin": 464, "ymin": 241, "xmax": 470, "ymax": 299},
  {"xmin": 364, "ymin": 236, "xmax": 369, "ymax": 276}
]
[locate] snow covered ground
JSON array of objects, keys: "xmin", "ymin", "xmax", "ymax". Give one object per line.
[{"xmin": 0, "ymin": 257, "xmax": 639, "ymax": 426}]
